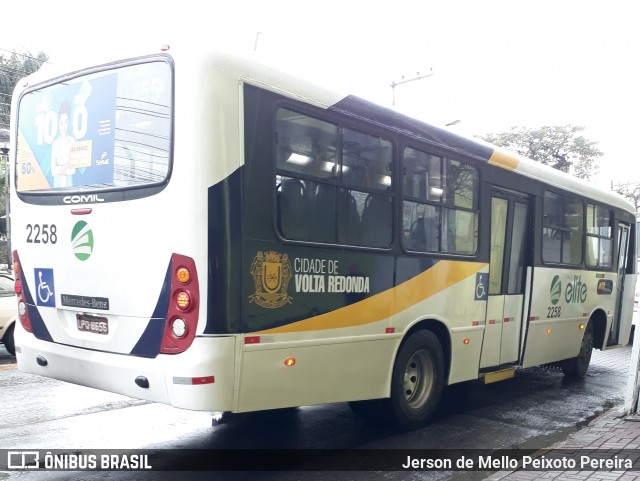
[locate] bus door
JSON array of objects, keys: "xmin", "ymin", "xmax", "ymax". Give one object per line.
[
  {"xmin": 480, "ymin": 189, "xmax": 531, "ymax": 368},
  {"xmin": 611, "ymin": 222, "xmax": 631, "ymax": 344}
]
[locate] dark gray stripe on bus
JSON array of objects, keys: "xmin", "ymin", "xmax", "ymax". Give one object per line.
[
  {"xmin": 329, "ymin": 95, "xmax": 494, "ymax": 163},
  {"xmin": 129, "ymin": 258, "xmax": 172, "ymax": 358},
  {"xmin": 17, "ymin": 257, "xmax": 53, "ymax": 343}
]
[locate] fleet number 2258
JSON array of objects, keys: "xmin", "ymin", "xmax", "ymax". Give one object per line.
[{"xmin": 26, "ymin": 224, "xmax": 58, "ymax": 244}]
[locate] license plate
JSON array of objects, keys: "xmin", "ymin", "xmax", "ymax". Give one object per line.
[{"xmin": 77, "ymin": 314, "xmax": 109, "ymax": 335}]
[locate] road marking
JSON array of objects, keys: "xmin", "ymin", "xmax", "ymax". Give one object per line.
[{"xmin": 0, "ymin": 363, "xmax": 17, "ymax": 371}]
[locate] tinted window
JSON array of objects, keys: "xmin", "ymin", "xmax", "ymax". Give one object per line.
[
  {"xmin": 402, "ymin": 147, "xmax": 478, "ymax": 254},
  {"xmin": 586, "ymin": 203, "xmax": 612, "ymax": 268},
  {"xmin": 276, "ymin": 109, "xmax": 393, "ymax": 248},
  {"xmin": 542, "ymin": 191, "xmax": 584, "ymax": 265}
]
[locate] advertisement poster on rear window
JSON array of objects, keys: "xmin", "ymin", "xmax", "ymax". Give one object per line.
[{"xmin": 17, "ymin": 73, "xmax": 117, "ymax": 192}]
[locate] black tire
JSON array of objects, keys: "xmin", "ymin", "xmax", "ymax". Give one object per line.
[
  {"xmin": 389, "ymin": 330, "xmax": 445, "ymax": 430},
  {"xmin": 3, "ymin": 322, "xmax": 15, "ymax": 356},
  {"xmin": 562, "ymin": 322, "xmax": 593, "ymax": 378}
]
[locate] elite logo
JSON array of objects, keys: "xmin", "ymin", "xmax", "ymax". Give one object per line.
[
  {"xmin": 550, "ymin": 275, "xmax": 562, "ymax": 305},
  {"xmin": 565, "ymin": 275, "xmax": 587, "ymax": 304},
  {"xmin": 71, "ymin": 221, "xmax": 94, "ymax": 261},
  {"xmin": 549, "ymin": 274, "xmax": 588, "ymax": 306}
]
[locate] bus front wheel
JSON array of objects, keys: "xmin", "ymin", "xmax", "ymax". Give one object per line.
[
  {"xmin": 390, "ymin": 330, "xmax": 444, "ymax": 430},
  {"xmin": 562, "ymin": 322, "xmax": 594, "ymax": 378}
]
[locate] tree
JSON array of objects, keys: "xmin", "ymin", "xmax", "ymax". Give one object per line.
[
  {"xmin": 478, "ymin": 125, "xmax": 602, "ymax": 180},
  {"xmin": 612, "ymin": 182, "xmax": 640, "ymax": 211},
  {"xmin": 0, "ymin": 50, "xmax": 48, "ymax": 244},
  {"xmin": 0, "ymin": 50, "xmax": 49, "ymax": 130}
]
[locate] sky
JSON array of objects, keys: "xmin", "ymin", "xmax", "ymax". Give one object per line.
[{"xmin": 4, "ymin": 0, "xmax": 640, "ymax": 188}]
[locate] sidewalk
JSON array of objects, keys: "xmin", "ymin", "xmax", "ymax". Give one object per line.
[{"xmin": 486, "ymin": 408, "xmax": 640, "ymax": 480}]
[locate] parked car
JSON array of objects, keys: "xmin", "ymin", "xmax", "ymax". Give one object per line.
[{"xmin": 0, "ymin": 273, "xmax": 17, "ymax": 356}]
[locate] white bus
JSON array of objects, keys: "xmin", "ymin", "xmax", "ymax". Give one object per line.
[{"xmin": 9, "ymin": 46, "xmax": 637, "ymax": 430}]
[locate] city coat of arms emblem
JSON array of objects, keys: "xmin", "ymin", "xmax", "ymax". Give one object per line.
[{"xmin": 249, "ymin": 251, "xmax": 293, "ymax": 308}]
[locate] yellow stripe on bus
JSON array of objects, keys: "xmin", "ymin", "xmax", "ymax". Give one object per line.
[
  {"xmin": 488, "ymin": 150, "xmax": 520, "ymax": 170},
  {"xmin": 256, "ymin": 260, "xmax": 487, "ymax": 334}
]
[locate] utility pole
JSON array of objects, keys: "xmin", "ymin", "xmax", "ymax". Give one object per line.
[{"xmin": 390, "ymin": 69, "xmax": 434, "ymax": 107}]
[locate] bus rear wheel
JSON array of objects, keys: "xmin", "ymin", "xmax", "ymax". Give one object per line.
[
  {"xmin": 562, "ymin": 322, "xmax": 593, "ymax": 378},
  {"xmin": 390, "ymin": 330, "xmax": 444, "ymax": 430}
]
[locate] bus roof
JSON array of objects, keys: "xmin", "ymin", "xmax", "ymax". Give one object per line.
[
  {"xmin": 220, "ymin": 49, "xmax": 635, "ymax": 215},
  {"xmin": 14, "ymin": 45, "xmax": 636, "ymax": 215}
]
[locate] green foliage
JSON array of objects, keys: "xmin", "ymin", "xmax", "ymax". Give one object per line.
[
  {"xmin": 478, "ymin": 125, "xmax": 602, "ymax": 180},
  {"xmin": 611, "ymin": 183, "xmax": 640, "ymax": 211},
  {"xmin": 1, "ymin": 50, "xmax": 49, "ymax": 130},
  {"xmin": 0, "ymin": 50, "xmax": 48, "ymax": 234}
]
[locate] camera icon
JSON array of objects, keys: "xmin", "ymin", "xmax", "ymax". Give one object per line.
[{"xmin": 7, "ymin": 451, "xmax": 40, "ymax": 470}]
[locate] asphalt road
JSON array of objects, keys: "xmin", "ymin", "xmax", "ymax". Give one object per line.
[{"xmin": 0, "ymin": 344, "xmax": 633, "ymax": 481}]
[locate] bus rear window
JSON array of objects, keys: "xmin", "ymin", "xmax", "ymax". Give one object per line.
[{"xmin": 16, "ymin": 60, "xmax": 172, "ymax": 194}]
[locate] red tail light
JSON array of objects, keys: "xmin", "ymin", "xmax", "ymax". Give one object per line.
[
  {"xmin": 13, "ymin": 251, "xmax": 33, "ymax": 333},
  {"xmin": 160, "ymin": 254, "xmax": 199, "ymax": 354},
  {"xmin": 175, "ymin": 291, "xmax": 191, "ymax": 311}
]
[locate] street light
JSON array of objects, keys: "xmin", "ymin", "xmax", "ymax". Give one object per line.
[{"xmin": 390, "ymin": 69, "xmax": 434, "ymax": 106}]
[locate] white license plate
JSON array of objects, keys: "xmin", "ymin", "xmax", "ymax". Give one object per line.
[{"xmin": 76, "ymin": 314, "xmax": 109, "ymax": 335}]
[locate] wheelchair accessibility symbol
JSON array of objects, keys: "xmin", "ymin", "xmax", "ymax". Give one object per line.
[
  {"xmin": 474, "ymin": 272, "xmax": 488, "ymax": 301},
  {"xmin": 34, "ymin": 268, "xmax": 56, "ymax": 307}
]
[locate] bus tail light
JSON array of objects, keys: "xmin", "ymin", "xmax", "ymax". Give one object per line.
[
  {"xmin": 160, "ymin": 254, "xmax": 199, "ymax": 354},
  {"xmin": 13, "ymin": 251, "xmax": 33, "ymax": 333},
  {"xmin": 176, "ymin": 291, "xmax": 191, "ymax": 311},
  {"xmin": 171, "ymin": 318, "xmax": 187, "ymax": 338},
  {"xmin": 176, "ymin": 267, "xmax": 190, "ymax": 284}
]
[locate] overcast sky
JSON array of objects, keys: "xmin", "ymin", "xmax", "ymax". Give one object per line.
[{"xmin": 5, "ymin": 0, "xmax": 639, "ymax": 187}]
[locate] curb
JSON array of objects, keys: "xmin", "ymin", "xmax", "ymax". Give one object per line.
[{"xmin": 483, "ymin": 407, "xmax": 628, "ymax": 480}]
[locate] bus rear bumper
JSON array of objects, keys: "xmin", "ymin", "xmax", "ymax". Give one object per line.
[{"xmin": 15, "ymin": 333, "xmax": 236, "ymax": 412}]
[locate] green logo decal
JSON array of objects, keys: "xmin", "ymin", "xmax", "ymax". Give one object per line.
[
  {"xmin": 71, "ymin": 221, "xmax": 94, "ymax": 261},
  {"xmin": 550, "ymin": 275, "xmax": 562, "ymax": 305}
]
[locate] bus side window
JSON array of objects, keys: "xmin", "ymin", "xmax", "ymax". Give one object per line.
[
  {"xmin": 278, "ymin": 177, "xmax": 309, "ymax": 240},
  {"xmin": 361, "ymin": 193, "xmax": 393, "ymax": 247},
  {"xmin": 275, "ymin": 107, "xmax": 393, "ymax": 248},
  {"xmin": 542, "ymin": 191, "xmax": 584, "ymax": 265},
  {"xmin": 338, "ymin": 189, "xmax": 362, "ymax": 245},
  {"xmin": 405, "ymin": 203, "xmax": 440, "ymax": 252},
  {"xmin": 311, "ymin": 182, "xmax": 337, "ymax": 243}
]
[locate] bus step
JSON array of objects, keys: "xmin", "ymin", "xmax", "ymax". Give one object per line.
[{"xmin": 482, "ymin": 368, "xmax": 515, "ymax": 384}]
